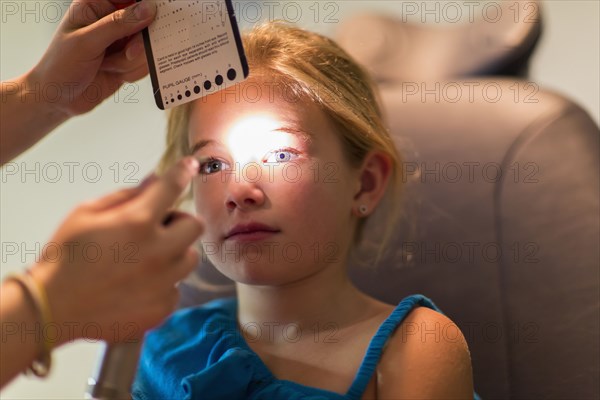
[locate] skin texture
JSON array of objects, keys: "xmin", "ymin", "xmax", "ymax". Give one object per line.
[
  {"xmin": 376, "ymin": 307, "xmax": 474, "ymax": 399},
  {"xmin": 187, "ymin": 78, "xmax": 474, "ymax": 398}
]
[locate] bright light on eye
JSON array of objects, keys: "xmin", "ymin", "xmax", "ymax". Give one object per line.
[{"xmin": 225, "ymin": 115, "xmax": 295, "ymax": 163}]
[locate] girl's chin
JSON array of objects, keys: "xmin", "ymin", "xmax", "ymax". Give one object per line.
[{"xmin": 215, "ymin": 261, "xmax": 305, "ymax": 286}]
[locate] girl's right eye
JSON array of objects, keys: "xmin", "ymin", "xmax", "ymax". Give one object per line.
[{"xmin": 199, "ymin": 158, "xmax": 230, "ymax": 175}]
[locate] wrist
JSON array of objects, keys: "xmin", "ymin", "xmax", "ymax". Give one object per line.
[
  {"xmin": 19, "ymin": 69, "xmax": 72, "ymax": 123},
  {"xmin": 0, "ymin": 71, "xmax": 70, "ymax": 164},
  {"xmin": 3, "ymin": 271, "xmax": 54, "ymax": 376},
  {"xmin": 2, "ymin": 278, "xmax": 40, "ymax": 326},
  {"xmin": 29, "ymin": 264, "xmax": 82, "ymax": 347}
]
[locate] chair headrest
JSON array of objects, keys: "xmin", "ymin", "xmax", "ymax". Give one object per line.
[{"xmin": 334, "ymin": 1, "xmax": 542, "ymax": 82}]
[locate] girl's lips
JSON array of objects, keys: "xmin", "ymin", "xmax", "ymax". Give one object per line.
[
  {"xmin": 224, "ymin": 222, "xmax": 280, "ymax": 241},
  {"xmin": 225, "ymin": 230, "xmax": 280, "ymax": 243}
]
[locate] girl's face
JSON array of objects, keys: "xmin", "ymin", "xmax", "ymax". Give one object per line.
[{"xmin": 188, "ymin": 79, "xmax": 360, "ymax": 285}]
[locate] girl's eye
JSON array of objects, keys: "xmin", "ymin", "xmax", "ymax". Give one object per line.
[
  {"xmin": 199, "ymin": 158, "xmax": 230, "ymax": 175},
  {"xmin": 263, "ymin": 149, "xmax": 299, "ymax": 164}
]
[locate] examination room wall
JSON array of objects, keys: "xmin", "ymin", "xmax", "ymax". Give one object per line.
[{"xmin": 1, "ymin": 1, "xmax": 598, "ymax": 398}]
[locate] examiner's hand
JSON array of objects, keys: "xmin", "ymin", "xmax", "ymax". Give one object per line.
[
  {"xmin": 29, "ymin": 0, "xmax": 157, "ymax": 116},
  {"xmin": 29, "ymin": 157, "xmax": 203, "ymax": 345}
]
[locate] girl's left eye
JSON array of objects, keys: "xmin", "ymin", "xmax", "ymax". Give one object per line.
[
  {"xmin": 263, "ymin": 149, "xmax": 299, "ymax": 163},
  {"xmin": 198, "ymin": 158, "xmax": 231, "ymax": 175}
]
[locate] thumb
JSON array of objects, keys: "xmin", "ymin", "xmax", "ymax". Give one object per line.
[{"xmin": 82, "ymin": 1, "xmax": 157, "ymax": 51}]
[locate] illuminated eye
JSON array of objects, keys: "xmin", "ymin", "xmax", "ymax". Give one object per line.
[
  {"xmin": 263, "ymin": 149, "xmax": 298, "ymax": 163},
  {"xmin": 199, "ymin": 159, "xmax": 229, "ymax": 174}
]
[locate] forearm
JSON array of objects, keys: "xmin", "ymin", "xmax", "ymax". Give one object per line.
[
  {"xmin": 0, "ymin": 72, "xmax": 69, "ymax": 166},
  {"xmin": 0, "ymin": 280, "xmax": 42, "ymax": 388}
]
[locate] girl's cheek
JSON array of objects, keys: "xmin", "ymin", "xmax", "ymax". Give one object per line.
[
  {"xmin": 193, "ymin": 187, "xmax": 217, "ymax": 215},
  {"xmin": 194, "ymin": 176, "xmax": 219, "ymax": 197}
]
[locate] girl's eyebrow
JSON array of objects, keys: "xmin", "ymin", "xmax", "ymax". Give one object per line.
[
  {"xmin": 272, "ymin": 126, "xmax": 313, "ymax": 142},
  {"xmin": 190, "ymin": 139, "xmax": 215, "ymax": 155},
  {"xmin": 189, "ymin": 125, "xmax": 312, "ymax": 155}
]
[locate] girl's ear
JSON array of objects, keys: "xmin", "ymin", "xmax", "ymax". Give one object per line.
[{"xmin": 352, "ymin": 150, "xmax": 393, "ymax": 217}]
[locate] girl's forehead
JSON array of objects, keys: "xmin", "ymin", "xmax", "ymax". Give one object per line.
[
  {"xmin": 192, "ymin": 83, "xmax": 308, "ymax": 114},
  {"xmin": 188, "ymin": 112, "xmax": 314, "ymax": 153},
  {"xmin": 188, "ymin": 87, "xmax": 326, "ymax": 141}
]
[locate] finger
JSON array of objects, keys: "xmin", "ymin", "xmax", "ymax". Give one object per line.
[
  {"xmin": 101, "ymin": 57, "xmax": 148, "ymax": 84},
  {"xmin": 85, "ymin": 186, "xmax": 142, "ymax": 211},
  {"xmin": 140, "ymin": 287, "xmax": 180, "ymax": 327},
  {"xmin": 120, "ymin": 62, "xmax": 150, "ymax": 83},
  {"xmin": 85, "ymin": 173, "xmax": 156, "ymax": 211},
  {"xmin": 161, "ymin": 209, "xmax": 186, "ymax": 226},
  {"xmin": 110, "ymin": 0, "xmax": 136, "ymax": 10},
  {"xmin": 137, "ymin": 157, "xmax": 199, "ymax": 222},
  {"xmin": 140, "ymin": 268, "xmax": 185, "ymax": 303},
  {"xmin": 101, "ymin": 33, "xmax": 147, "ymax": 71},
  {"xmin": 101, "ymin": 50, "xmax": 147, "ymax": 74},
  {"xmin": 165, "ymin": 248, "xmax": 200, "ymax": 284},
  {"xmin": 139, "ymin": 173, "xmax": 158, "ymax": 190},
  {"xmin": 64, "ymin": 0, "xmax": 116, "ymax": 29},
  {"xmin": 124, "ymin": 32, "xmax": 146, "ymax": 62},
  {"xmin": 80, "ymin": 1, "xmax": 157, "ymax": 51},
  {"xmin": 161, "ymin": 214, "xmax": 204, "ymax": 257}
]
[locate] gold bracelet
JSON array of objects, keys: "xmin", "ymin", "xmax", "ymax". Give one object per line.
[{"xmin": 4, "ymin": 271, "xmax": 54, "ymax": 377}]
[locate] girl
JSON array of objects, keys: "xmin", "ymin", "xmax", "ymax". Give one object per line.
[{"xmin": 133, "ymin": 21, "xmax": 479, "ymax": 400}]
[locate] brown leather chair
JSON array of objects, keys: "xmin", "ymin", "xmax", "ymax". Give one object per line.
[
  {"xmin": 178, "ymin": 4, "xmax": 599, "ymax": 398},
  {"xmin": 346, "ymin": 78, "xmax": 599, "ymax": 399},
  {"xmin": 330, "ymin": 5, "xmax": 598, "ymax": 398}
]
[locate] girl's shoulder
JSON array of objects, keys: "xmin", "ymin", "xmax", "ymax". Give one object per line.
[{"xmin": 376, "ymin": 296, "xmax": 475, "ymax": 398}]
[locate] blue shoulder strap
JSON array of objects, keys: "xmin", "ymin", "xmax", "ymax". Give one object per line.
[
  {"xmin": 345, "ymin": 294, "xmax": 442, "ymax": 399},
  {"xmin": 345, "ymin": 294, "xmax": 482, "ymax": 400}
]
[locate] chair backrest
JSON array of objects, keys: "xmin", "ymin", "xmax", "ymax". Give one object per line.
[
  {"xmin": 334, "ymin": 1, "xmax": 542, "ymax": 82},
  {"xmin": 330, "ymin": 7, "xmax": 598, "ymax": 397},
  {"xmin": 344, "ymin": 78, "xmax": 599, "ymax": 398}
]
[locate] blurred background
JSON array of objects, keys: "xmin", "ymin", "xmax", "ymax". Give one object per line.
[{"xmin": 1, "ymin": 0, "xmax": 598, "ymax": 398}]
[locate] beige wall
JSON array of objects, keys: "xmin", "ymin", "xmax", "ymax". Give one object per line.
[{"xmin": 1, "ymin": 1, "xmax": 598, "ymax": 398}]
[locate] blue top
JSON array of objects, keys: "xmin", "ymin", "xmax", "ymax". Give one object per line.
[{"xmin": 132, "ymin": 294, "xmax": 482, "ymax": 400}]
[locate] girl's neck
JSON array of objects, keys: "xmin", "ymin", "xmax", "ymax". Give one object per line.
[{"xmin": 235, "ymin": 264, "xmax": 375, "ymax": 345}]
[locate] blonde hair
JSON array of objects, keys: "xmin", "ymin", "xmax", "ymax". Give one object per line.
[{"xmin": 159, "ymin": 21, "xmax": 403, "ymax": 265}]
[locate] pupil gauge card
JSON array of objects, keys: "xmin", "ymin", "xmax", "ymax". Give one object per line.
[{"xmin": 140, "ymin": 0, "xmax": 249, "ymax": 109}]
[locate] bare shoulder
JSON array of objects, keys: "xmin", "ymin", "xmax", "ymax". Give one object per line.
[{"xmin": 376, "ymin": 306, "xmax": 474, "ymax": 399}]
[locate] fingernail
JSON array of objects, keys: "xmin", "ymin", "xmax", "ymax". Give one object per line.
[
  {"xmin": 185, "ymin": 158, "xmax": 200, "ymax": 174},
  {"xmin": 126, "ymin": 40, "xmax": 143, "ymax": 61},
  {"xmin": 134, "ymin": 1, "xmax": 155, "ymax": 20}
]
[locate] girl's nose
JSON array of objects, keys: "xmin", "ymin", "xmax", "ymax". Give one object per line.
[{"xmin": 224, "ymin": 175, "xmax": 266, "ymax": 212}]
